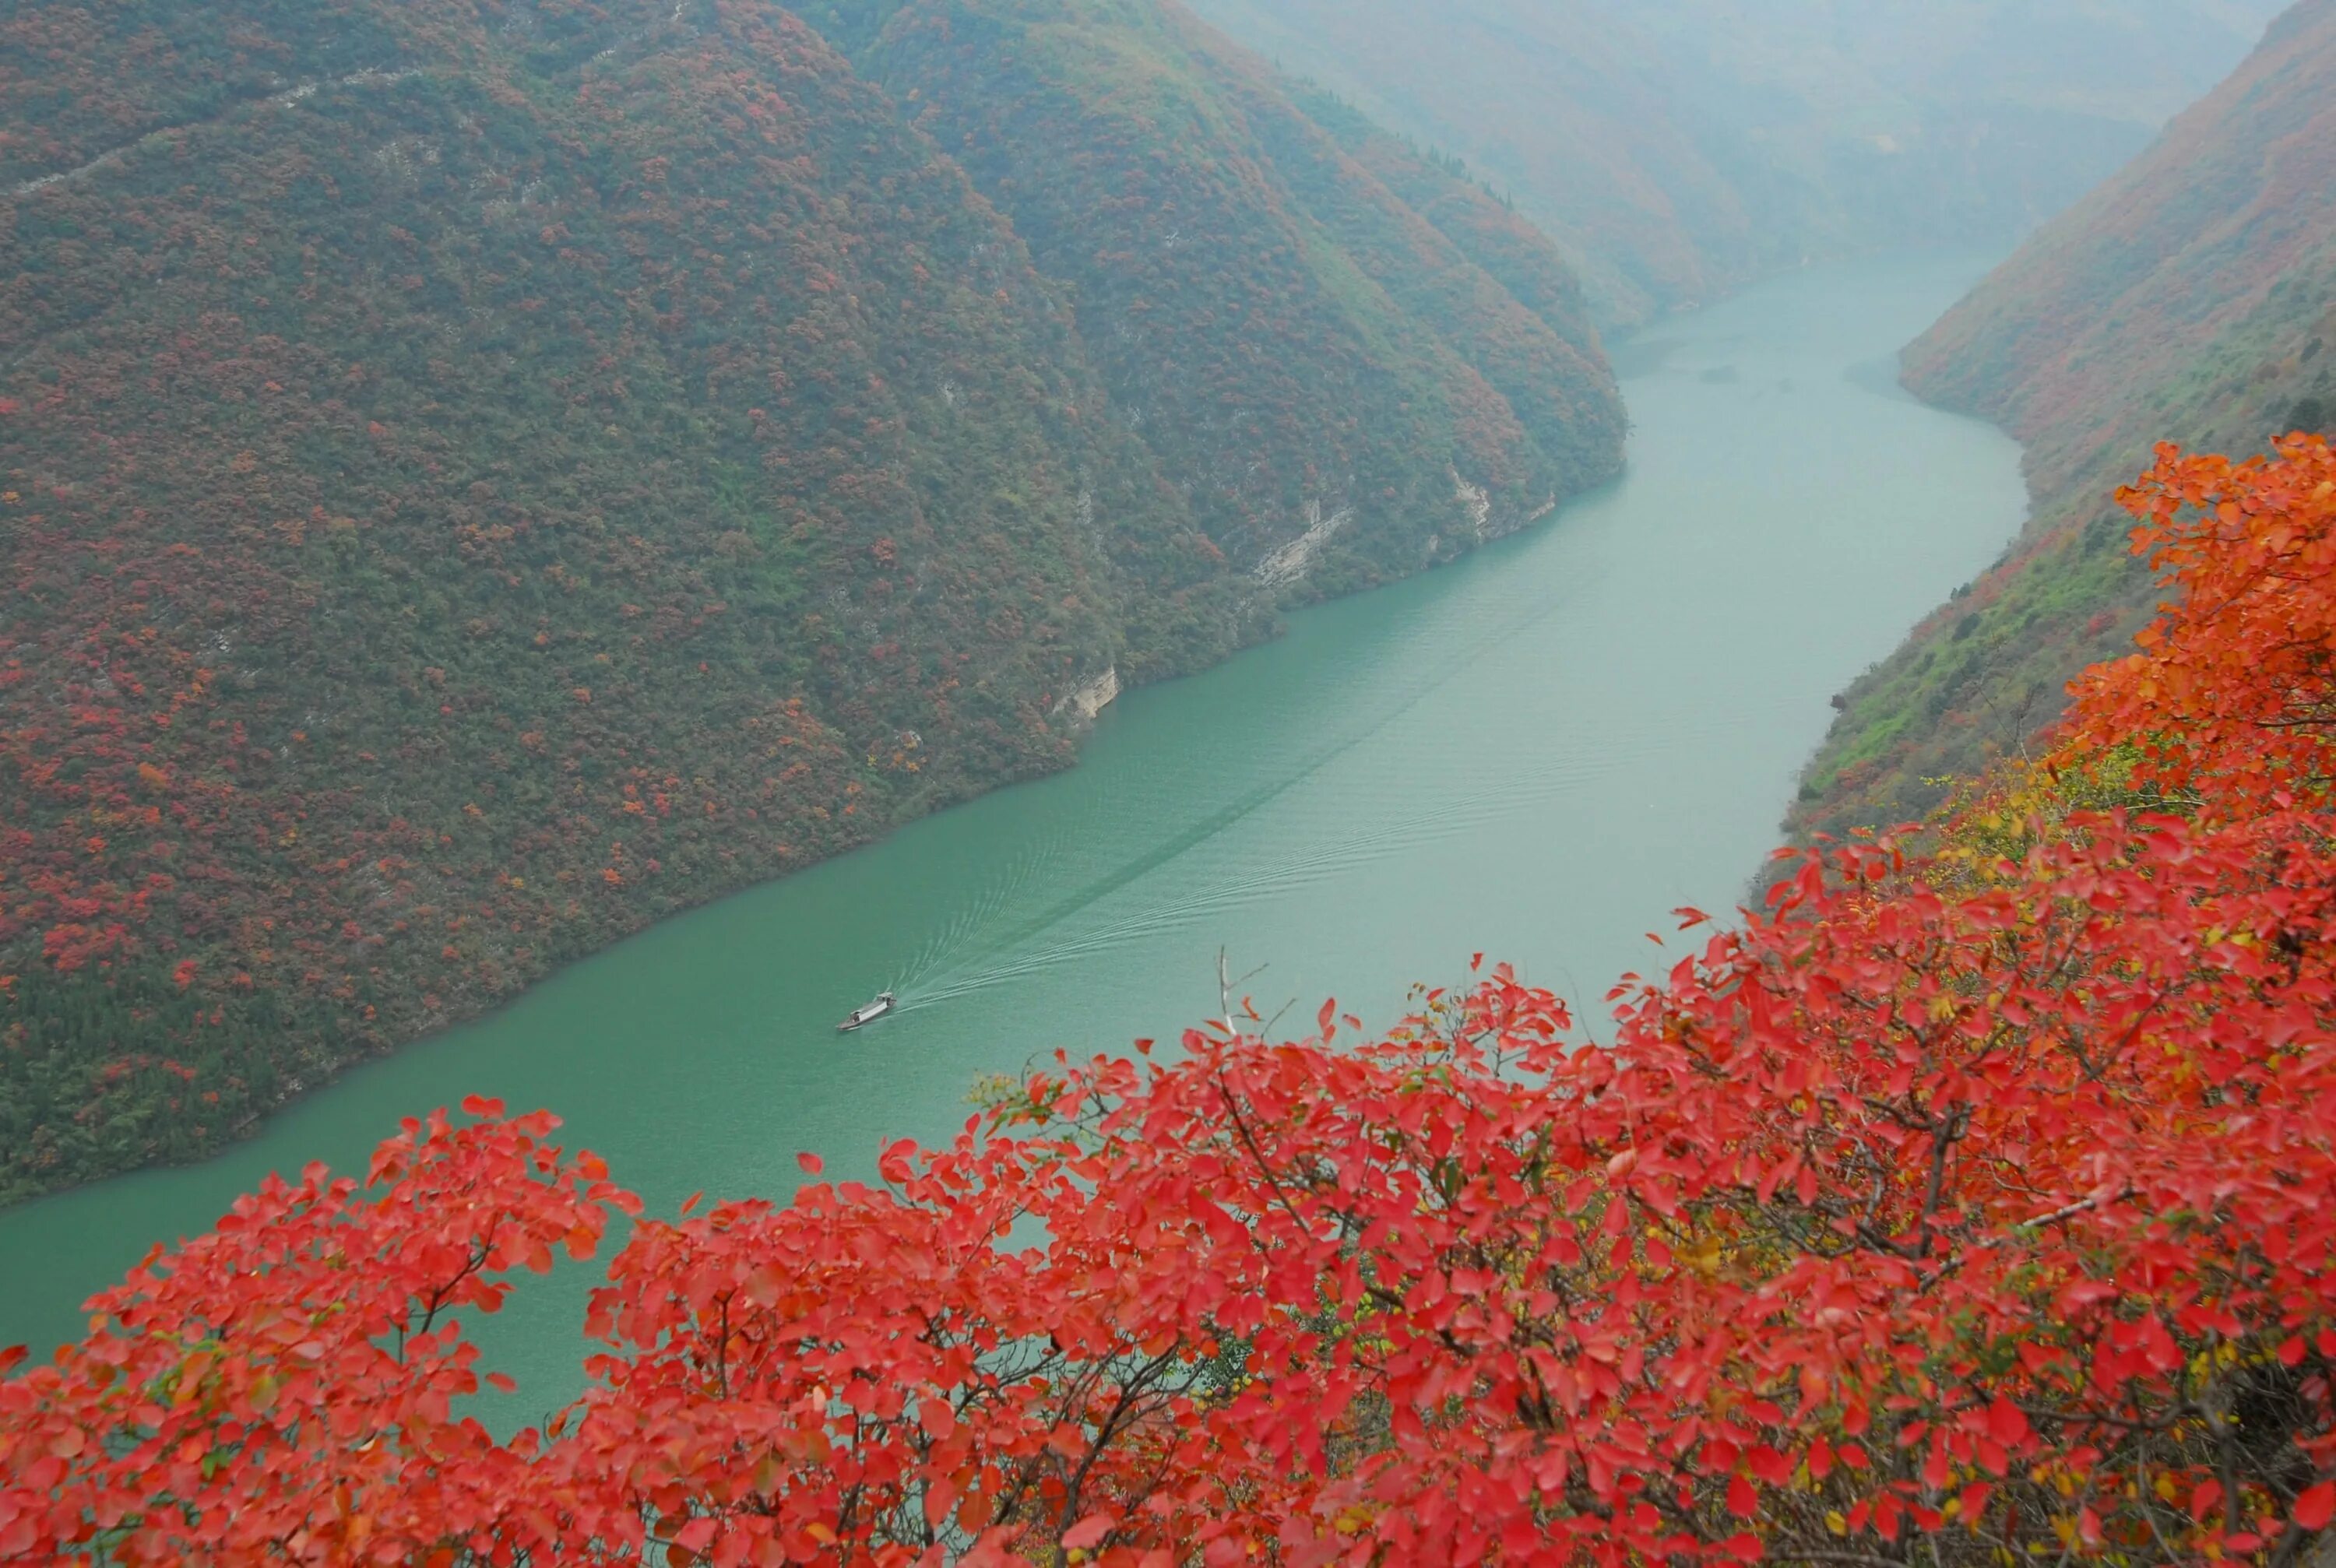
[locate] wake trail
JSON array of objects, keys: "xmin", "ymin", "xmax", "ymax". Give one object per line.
[
  {"xmin": 896, "ymin": 566, "xmax": 1599, "ymax": 1011},
  {"xmin": 901, "ymin": 751, "xmax": 1628, "ymax": 1010}
]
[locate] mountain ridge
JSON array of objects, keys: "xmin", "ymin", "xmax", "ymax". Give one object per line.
[
  {"xmin": 0, "ymin": 0, "xmax": 1624, "ymax": 1201},
  {"xmin": 1182, "ymin": 0, "xmax": 2292, "ymax": 328}
]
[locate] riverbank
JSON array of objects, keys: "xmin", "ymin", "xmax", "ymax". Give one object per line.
[{"xmin": 0, "ymin": 253, "xmax": 2028, "ymax": 1379}]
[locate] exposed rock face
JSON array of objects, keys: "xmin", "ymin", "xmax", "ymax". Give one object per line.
[
  {"xmin": 1452, "ymin": 471, "xmax": 1494, "ymax": 543},
  {"xmin": 1059, "ymin": 666, "xmax": 1122, "ymax": 723},
  {"xmin": 1253, "ymin": 501, "xmax": 1356, "ymax": 589}
]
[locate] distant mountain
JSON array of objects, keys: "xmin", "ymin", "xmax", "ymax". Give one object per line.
[
  {"xmin": 1182, "ymin": 0, "xmax": 2290, "ymax": 326},
  {"xmin": 1794, "ymin": 0, "xmax": 2336, "ymax": 835},
  {"xmin": 0, "ymin": 0, "xmax": 1622, "ymax": 1199}
]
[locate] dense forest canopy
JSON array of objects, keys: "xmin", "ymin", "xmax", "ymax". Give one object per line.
[
  {"xmin": 1183, "ymin": 0, "xmax": 2289, "ymax": 326},
  {"xmin": 1797, "ymin": 0, "xmax": 2336, "ymax": 837},
  {"xmin": 5, "ymin": 434, "xmax": 2335, "ymax": 1563},
  {"xmin": 0, "ymin": 0, "xmax": 1623, "ymax": 1202}
]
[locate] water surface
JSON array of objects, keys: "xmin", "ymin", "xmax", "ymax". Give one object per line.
[{"xmin": 0, "ymin": 255, "xmax": 2029, "ymax": 1394}]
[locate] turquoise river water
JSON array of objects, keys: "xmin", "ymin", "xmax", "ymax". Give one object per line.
[{"xmin": 0, "ymin": 254, "xmax": 2030, "ymax": 1407}]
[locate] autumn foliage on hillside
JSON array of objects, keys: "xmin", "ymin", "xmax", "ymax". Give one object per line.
[
  {"xmin": 5, "ymin": 438, "xmax": 2336, "ymax": 1561},
  {"xmin": 0, "ymin": 0, "xmax": 1140, "ymax": 1201},
  {"xmin": 0, "ymin": 0, "xmax": 1624, "ymax": 1204}
]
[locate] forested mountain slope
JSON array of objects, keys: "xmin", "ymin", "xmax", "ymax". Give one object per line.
[
  {"xmin": 1793, "ymin": 0, "xmax": 2336, "ymax": 836},
  {"xmin": 0, "ymin": 0, "xmax": 1623, "ymax": 1200},
  {"xmin": 1184, "ymin": 0, "xmax": 2288, "ymax": 326},
  {"xmin": 804, "ymin": 0, "xmax": 1624, "ymax": 598}
]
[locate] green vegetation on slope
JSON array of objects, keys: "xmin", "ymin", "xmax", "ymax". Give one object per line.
[
  {"xmin": 0, "ymin": 0, "xmax": 1624, "ymax": 1201},
  {"xmin": 1792, "ymin": 0, "xmax": 2336, "ymax": 836}
]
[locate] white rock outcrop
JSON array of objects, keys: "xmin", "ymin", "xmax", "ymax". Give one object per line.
[
  {"xmin": 1452, "ymin": 470, "xmax": 1493, "ymax": 543},
  {"xmin": 1058, "ymin": 665, "xmax": 1121, "ymax": 722},
  {"xmin": 1253, "ymin": 499, "xmax": 1353, "ymax": 588}
]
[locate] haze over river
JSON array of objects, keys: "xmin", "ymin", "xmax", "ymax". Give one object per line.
[{"xmin": 0, "ymin": 255, "xmax": 2030, "ymax": 1394}]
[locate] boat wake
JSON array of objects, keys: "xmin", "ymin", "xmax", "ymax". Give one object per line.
[
  {"xmin": 893, "ymin": 750, "xmax": 1627, "ymax": 1012},
  {"xmin": 880, "ymin": 549, "xmax": 1633, "ymax": 1018}
]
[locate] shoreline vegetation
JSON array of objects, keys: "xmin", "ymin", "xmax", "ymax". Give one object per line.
[{"xmin": 0, "ymin": 0, "xmax": 1623, "ymax": 1203}]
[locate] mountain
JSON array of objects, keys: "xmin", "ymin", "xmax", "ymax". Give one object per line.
[
  {"xmin": 0, "ymin": 0, "xmax": 1623, "ymax": 1199},
  {"xmin": 1793, "ymin": 0, "xmax": 2336, "ymax": 836},
  {"xmin": 802, "ymin": 0, "xmax": 1624, "ymax": 593},
  {"xmin": 1180, "ymin": 0, "xmax": 2290, "ymax": 327}
]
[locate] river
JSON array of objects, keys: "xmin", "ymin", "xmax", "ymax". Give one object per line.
[{"xmin": 0, "ymin": 253, "xmax": 2029, "ymax": 1397}]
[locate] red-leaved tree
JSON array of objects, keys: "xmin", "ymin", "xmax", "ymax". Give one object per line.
[{"xmin": 5, "ymin": 437, "xmax": 2334, "ymax": 1563}]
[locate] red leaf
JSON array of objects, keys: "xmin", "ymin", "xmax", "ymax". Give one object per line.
[
  {"xmin": 2296, "ymin": 1481, "xmax": 2334, "ymax": 1533},
  {"xmin": 1061, "ymin": 1513, "xmax": 1114, "ymax": 1551},
  {"xmin": 743, "ymin": 1263, "xmax": 785, "ymax": 1309}
]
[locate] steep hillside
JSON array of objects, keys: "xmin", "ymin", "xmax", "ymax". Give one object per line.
[
  {"xmin": 0, "ymin": 0, "xmax": 1164, "ymax": 1197},
  {"xmin": 0, "ymin": 0, "xmax": 1624, "ymax": 1199},
  {"xmin": 1793, "ymin": 0, "xmax": 2336, "ymax": 835},
  {"xmin": 805, "ymin": 0, "xmax": 1624, "ymax": 596},
  {"xmin": 1182, "ymin": 0, "xmax": 2288, "ymax": 326}
]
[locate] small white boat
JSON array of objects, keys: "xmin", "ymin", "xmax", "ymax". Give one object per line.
[{"xmin": 837, "ymin": 991, "xmax": 896, "ymax": 1032}]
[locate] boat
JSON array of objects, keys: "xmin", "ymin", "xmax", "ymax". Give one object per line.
[{"xmin": 837, "ymin": 991, "xmax": 897, "ymax": 1032}]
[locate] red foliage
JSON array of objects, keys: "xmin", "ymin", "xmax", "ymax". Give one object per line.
[
  {"xmin": 0, "ymin": 1099, "xmax": 635, "ymax": 1563},
  {"xmin": 5, "ymin": 441, "xmax": 2336, "ymax": 1562},
  {"xmin": 2068, "ymin": 435, "xmax": 2336, "ymax": 804}
]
